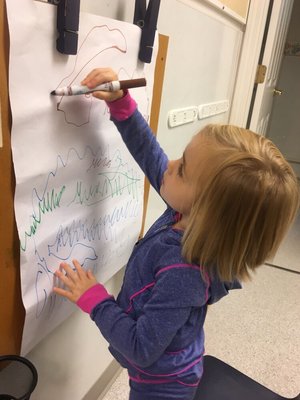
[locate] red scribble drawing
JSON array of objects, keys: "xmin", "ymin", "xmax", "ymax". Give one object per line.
[{"xmin": 54, "ymin": 25, "xmax": 129, "ymax": 127}]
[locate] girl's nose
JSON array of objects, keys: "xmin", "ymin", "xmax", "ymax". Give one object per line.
[{"xmin": 167, "ymin": 160, "xmax": 175, "ymax": 174}]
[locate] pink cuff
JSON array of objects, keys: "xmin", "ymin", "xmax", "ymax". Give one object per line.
[
  {"xmin": 76, "ymin": 283, "xmax": 113, "ymax": 314},
  {"xmin": 106, "ymin": 90, "xmax": 137, "ymax": 121}
]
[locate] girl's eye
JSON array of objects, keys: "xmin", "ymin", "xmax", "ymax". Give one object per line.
[{"xmin": 177, "ymin": 163, "xmax": 183, "ymax": 177}]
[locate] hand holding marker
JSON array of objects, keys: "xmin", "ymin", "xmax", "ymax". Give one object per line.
[{"xmin": 50, "ymin": 78, "xmax": 147, "ymax": 96}]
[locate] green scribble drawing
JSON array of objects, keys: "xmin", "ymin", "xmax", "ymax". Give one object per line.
[
  {"xmin": 20, "ymin": 186, "xmax": 66, "ymax": 252},
  {"xmin": 69, "ymin": 171, "xmax": 141, "ymax": 206}
]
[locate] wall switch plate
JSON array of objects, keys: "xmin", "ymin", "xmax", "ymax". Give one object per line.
[
  {"xmin": 168, "ymin": 107, "xmax": 198, "ymax": 128},
  {"xmin": 198, "ymin": 100, "xmax": 229, "ymax": 119}
]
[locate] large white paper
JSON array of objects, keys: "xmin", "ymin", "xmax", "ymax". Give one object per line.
[{"xmin": 6, "ymin": 0, "xmax": 157, "ymax": 354}]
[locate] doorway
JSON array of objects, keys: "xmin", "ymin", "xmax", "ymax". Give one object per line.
[
  {"xmin": 266, "ymin": 0, "xmax": 300, "ymax": 273},
  {"xmin": 247, "ymin": 0, "xmax": 300, "ymax": 274},
  {"xmin": 265, "ymin": 0, "xmax": 300, "ymax": 180},
  {"xmin": 247, "ymin": 0, "xmax": 299, "ymax": 179}
]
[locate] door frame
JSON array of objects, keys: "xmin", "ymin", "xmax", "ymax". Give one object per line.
[
  {"xmin": 248, "ymin": 0, "xmax": 294, "ymax": 133},
  {"xmin": 229, "ymin": 0, "xmax": 271, "ymax": 128}
]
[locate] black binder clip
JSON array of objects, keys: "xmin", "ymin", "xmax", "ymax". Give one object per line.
[
  {"xmin": 56, "ymin": 0, "xmax": 80, "ymax": 55},
  {"xmin": 134, "ymin": 0, "xmax": 161, "ymax": 63}
]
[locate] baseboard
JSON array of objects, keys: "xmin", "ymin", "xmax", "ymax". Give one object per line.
[{"xmin": 82, "ymin": 359, "xmax": 123, "ymax": 400}]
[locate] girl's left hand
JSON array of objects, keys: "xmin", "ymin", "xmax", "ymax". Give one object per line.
[{"xmin": 53, "ymin": 259, "xmax": 98, "ymax": 303}]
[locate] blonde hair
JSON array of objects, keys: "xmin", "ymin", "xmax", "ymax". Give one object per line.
[{"xmin": 182, "ymin": 124, "xmax": 300, "ymax": 282}]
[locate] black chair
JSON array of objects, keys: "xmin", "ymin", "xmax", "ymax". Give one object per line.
[
  {"xmin": 0, "ymin": 355, "xmax": 38, "ymax": 400},
  {"xmin": 194, "ymin": 355, "xmax": 300, "ymax": 400}
]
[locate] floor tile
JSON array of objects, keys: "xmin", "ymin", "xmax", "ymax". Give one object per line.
[
  {"xmin": 271, "ymin": 212, "xmax": 300, "ymax": 272},
  {"xmin": 204, "ymin": 265, "xmax": 300, "ymax": 398}
]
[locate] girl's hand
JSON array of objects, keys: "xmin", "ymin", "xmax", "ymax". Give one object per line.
[
  {"xmin": 81, "ymin": 67, "xmax": 124, "ymax": 102},
  {"xmin": 53, "ymin": 259, "xmax": 98, "ymax": 303}
]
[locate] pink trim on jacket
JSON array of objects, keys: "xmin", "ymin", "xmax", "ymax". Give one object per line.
[
  {"xmin": 76, "ymin": 283, "xmax": 113, "ymax": 314},
  {"xmin": 129, "ymin": 374, "xmax": 200, "ymax": 387},
  {"xmin": 155, "ymin": 263, "xmax": 200, "ymax": 277},
  {"xmin": 126, "ymin": 355, "xmax": 203, "ymax": 378},
  {"xmin": 200, "ymin": 265, "xmax": 211, "ymax": 302},
  {"xmin": 106, "ymin": 90, "xmax": 137, "ymax": 121},
  {"xmin": 126, "ymin": 282, "xmax": 155, "ymax": 313},
  {"xmin": 164, "ymin": 349, "xmax": 186, "ymax": 355}
]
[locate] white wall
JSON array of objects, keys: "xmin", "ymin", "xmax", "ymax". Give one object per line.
[
  {"xmin": 145, "ymin": 0, "xmax": 243, "ymax": 228},
  {"xmin": 29, "ymin": 268, "xmax": 124, "ymax": 400},
  {"xmin": 27, "ymin": 1, "xmax": 245, "ymax": 399}
]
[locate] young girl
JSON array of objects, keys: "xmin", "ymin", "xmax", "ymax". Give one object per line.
[{"xmin": 53, "ymin": 68, "xmax": 299, "ymax": 400}]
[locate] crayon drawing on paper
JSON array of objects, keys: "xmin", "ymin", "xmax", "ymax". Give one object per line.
[{"xmin": 6, "ymin": 0, "xmax": 157, "ymax": 354}]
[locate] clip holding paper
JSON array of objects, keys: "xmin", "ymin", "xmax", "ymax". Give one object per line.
[
  {"xmin": 134, "ymin": 0, "xmax": 161, "ymax": 63},
  {"xmin": 56, "ymin": 0, "xmax": 80, "ymax": 55}
]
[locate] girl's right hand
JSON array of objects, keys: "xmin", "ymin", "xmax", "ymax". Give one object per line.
[{"xmin": 81, "ymin": 67, "xmax": 124, "ymax": 102}]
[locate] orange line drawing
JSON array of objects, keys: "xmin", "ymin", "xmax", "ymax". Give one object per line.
[{"xmin": 55, "ymin": 25, "xmax": 128, "ymax": 127}]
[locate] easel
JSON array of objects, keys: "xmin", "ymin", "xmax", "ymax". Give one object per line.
[
  {"xmin": 0, "ymin": 0, "xmax": 25, "ymax": 355},
  {"xmin": 0, "ymin": 0, "xmax": 168, "ymax": 355}
]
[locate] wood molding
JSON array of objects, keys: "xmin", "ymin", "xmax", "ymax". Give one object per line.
[
  {"xmin": 139, "ymin": 34, "xmax": 169, "ymax": 238},
  {"xmin": 0, "ymin": 0, "xmax": 25, "ymax": 355}
]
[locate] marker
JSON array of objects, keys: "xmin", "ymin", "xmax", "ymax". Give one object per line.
[{"xmin": 50, "ymin": 78, "xmax": 146, "ymax": 96}]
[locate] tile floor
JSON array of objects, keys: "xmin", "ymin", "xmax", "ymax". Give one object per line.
[{"xmin": 100, "ymin": 214, "xmax": 300, "ymax": 399}]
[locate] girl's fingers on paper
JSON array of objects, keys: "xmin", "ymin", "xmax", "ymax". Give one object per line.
[
  {"xmin": 53, "ymin": 270, "xmax": 81, "ymax": 302},
  {"xmin": 53, "ymin": 264, "xmax": 98, "ymax": 303},
  {"xmin": 56, "ymin": 263, "xmax": 79, "ymax": 286},
  {"xmin": 87, "ymin": 269, "xmax": 96, "ymax": 280},
  {"xmin": 53, "ymin": 286, "xmax": 74, "ymax": 301},
  {"xmin": 54, "ymin": 269, "xmax": 73, "ymax": 288},
  {"xmin": 60, "ymin": 262, "xmax": 78, "ymax": 282},
  {"xmin": 72, "ymin": 259, "xmax": 85, "ymax": 278}
]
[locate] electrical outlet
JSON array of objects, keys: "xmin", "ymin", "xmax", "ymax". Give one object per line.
[
  {"xmin": 168, "ymin": 107, "xmax": 198, "ymax": 128},
  {"xmin": 198, "ymin": 100, "xmax": 229, "ymax": 120}
]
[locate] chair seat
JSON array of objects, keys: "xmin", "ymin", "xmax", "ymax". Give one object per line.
[{"xmin": 194, "ymin": 355, "xmax": 299, "ymax": 400}]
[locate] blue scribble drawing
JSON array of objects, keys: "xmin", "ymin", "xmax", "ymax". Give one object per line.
[
  {"xmin": 21, "ymin": 140, "xmax": 142, "ymax": 319},
  {"xmin": 49, "ymin": 241, "xmax": 98, "ymax": 263},
  {"xmin": 34, "ymin": 244, "xmax": 98, "ymax": 318}
]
